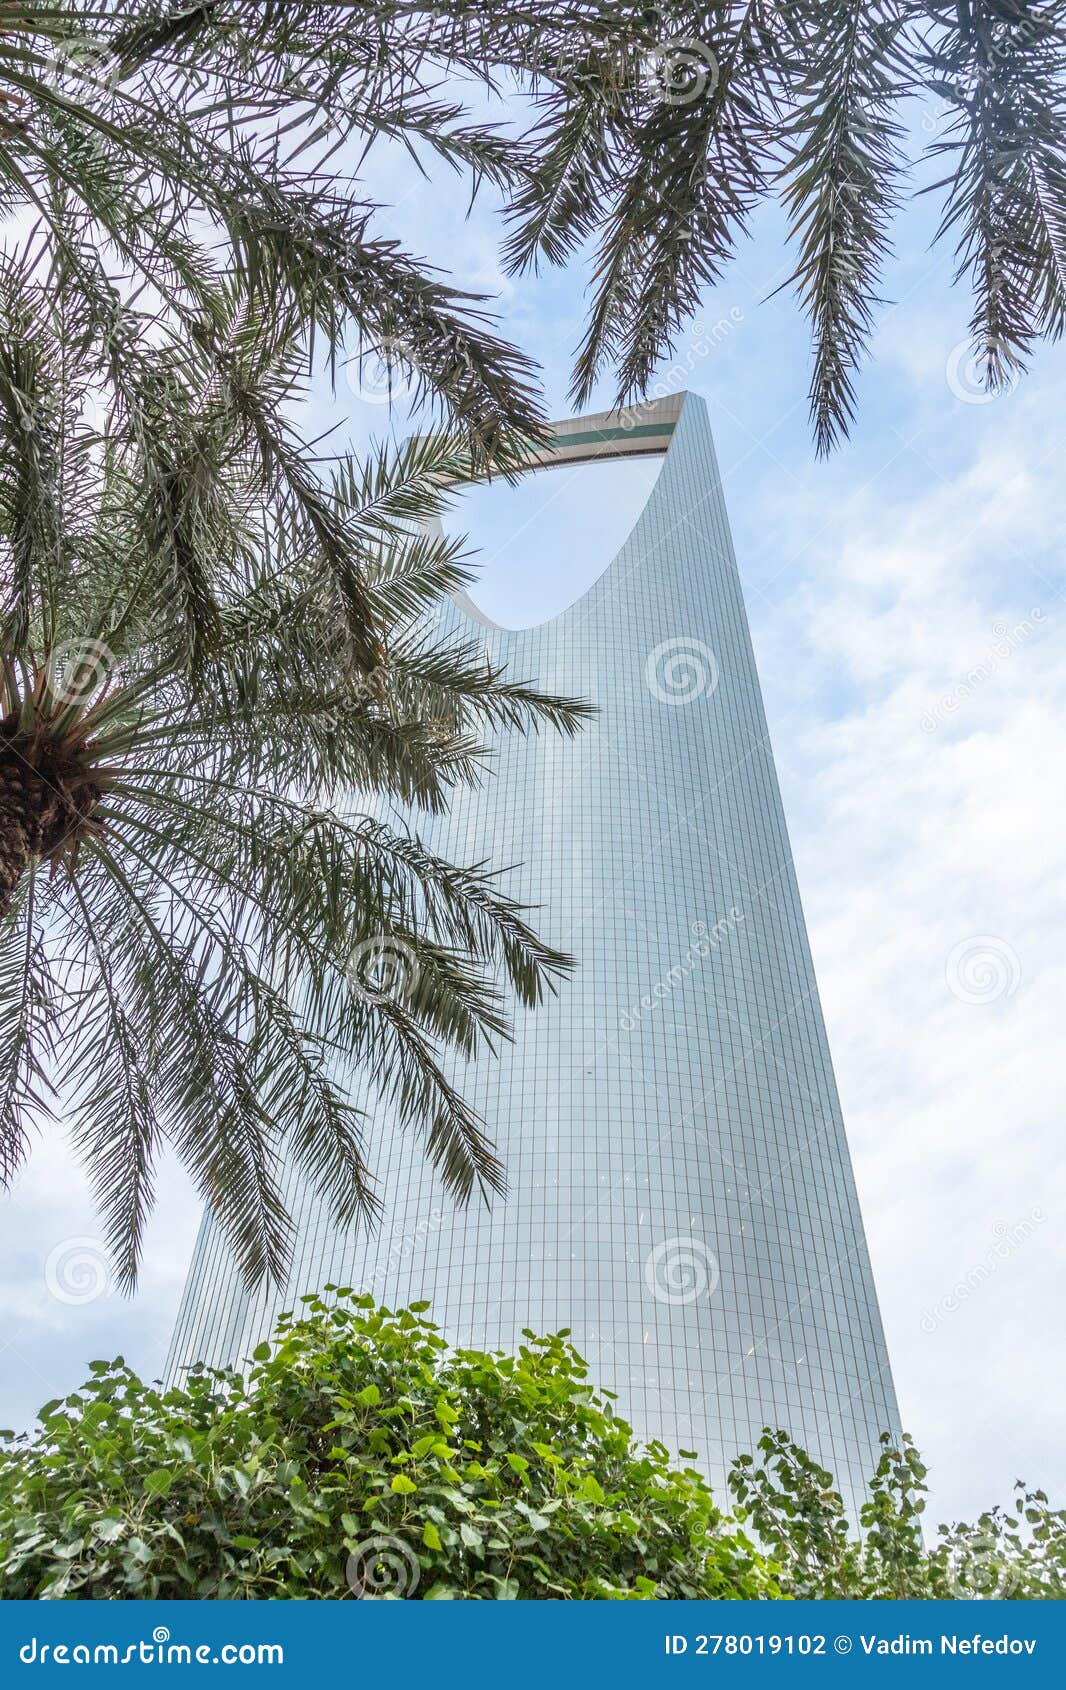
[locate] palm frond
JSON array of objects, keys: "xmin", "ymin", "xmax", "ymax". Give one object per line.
[
  {"xmin": 921, "ymin": 0, "xmax": 1066, "ymax": 389},
  {"xmin": 778, "ymin": 1, "xmax": 909, "ymax": 454}
]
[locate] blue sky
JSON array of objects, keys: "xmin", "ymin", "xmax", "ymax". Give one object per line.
[{"xmin": 1, "ymin": 93, "xmax": 1063, "ymax": 1529}]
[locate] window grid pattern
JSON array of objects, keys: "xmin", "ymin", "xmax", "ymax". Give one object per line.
[{"xmin": 168, "ymin": 393, "xmax": 900, "ymax": 1513}]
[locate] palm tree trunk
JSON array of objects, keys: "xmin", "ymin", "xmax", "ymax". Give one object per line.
[{"xmin": 0, "ymin": 752, "xmax": 49, "ymax": 919}]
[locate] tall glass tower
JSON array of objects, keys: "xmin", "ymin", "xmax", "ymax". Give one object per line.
[{"xmin": 168, "ymin": 392, "xmax": 900, "ymax": 1508}]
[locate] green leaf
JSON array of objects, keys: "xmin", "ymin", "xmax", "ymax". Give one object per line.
[
  {"xmin": 533, "ymin": 1442, "xmax": 568, "ymax": 1470},
  {"xmin": 356, "ymin": 1384, "xmax": 381, "ymax": 1408},
  {"xmin": 390, "ymin": 1475, "xmax": 417, "ymax": 1495},
  {"xmin": 422, "ymin": 1521, "xmax": 442, "ymax": 1551}
]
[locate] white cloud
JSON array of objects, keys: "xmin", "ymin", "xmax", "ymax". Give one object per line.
[
  {"xmin": 758, "ymin": 379, "xmax": 1066, "ymax": 1522},
  {"xmin": 0, "ymin": 1142, "xmax": 199, "ymax": 1432}
]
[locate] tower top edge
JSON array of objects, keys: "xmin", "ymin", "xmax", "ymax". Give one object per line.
[
  {"xmin": 530, "ymin": 389, "xmax": 688, "ymax": 473},
  {"xmin": 414, "ymin": 392, "xmax": 694, "ymax": 489}
]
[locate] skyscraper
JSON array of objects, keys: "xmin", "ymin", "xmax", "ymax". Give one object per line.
[{"xmin": 168, "ymin": 391, "xmax": 900, "ymax": 1508}]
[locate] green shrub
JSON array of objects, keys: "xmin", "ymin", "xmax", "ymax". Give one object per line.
[
  {"xmin": 0, "ymin": 1294, "xmax": 774, "ymax": 1599},
  {"xmin": 731, "ymin": 1432, "xmax": 1066, "ymax": 1600},
  {"xmin": 0, "ymin": 1294, "xmax": 1062, "ymax": 1600}
]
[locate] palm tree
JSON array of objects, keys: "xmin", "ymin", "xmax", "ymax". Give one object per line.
[
  {"xmin": 0, "ymin": 256, "xmax": 589, "ymax": 1288},
  {"xmin": 0, "ymin": 1, "xmax": 589, "ymax": 1287}
]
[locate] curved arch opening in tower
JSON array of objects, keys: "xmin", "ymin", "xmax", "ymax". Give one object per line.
[{"xmin": 448, "ymin": 451, "xmax": 664, "ymax": 630}]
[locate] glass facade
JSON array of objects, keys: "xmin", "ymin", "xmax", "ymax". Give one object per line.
[{"xmin": 168, "ymin": 391, "xmax": 900, "ymax": 1511}]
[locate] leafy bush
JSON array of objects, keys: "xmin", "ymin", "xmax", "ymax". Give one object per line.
[
  {"xmin": 0, "ymin": 1295, "xmax": 772, "ymax": 1600},
  {"xmin": 731, "ymin": 1433, "xmax": 1066, "ymax": 1600},
  {"xmin": 0, "ymin": 1295, "xmax": 1062, "ymax": 1600}
]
